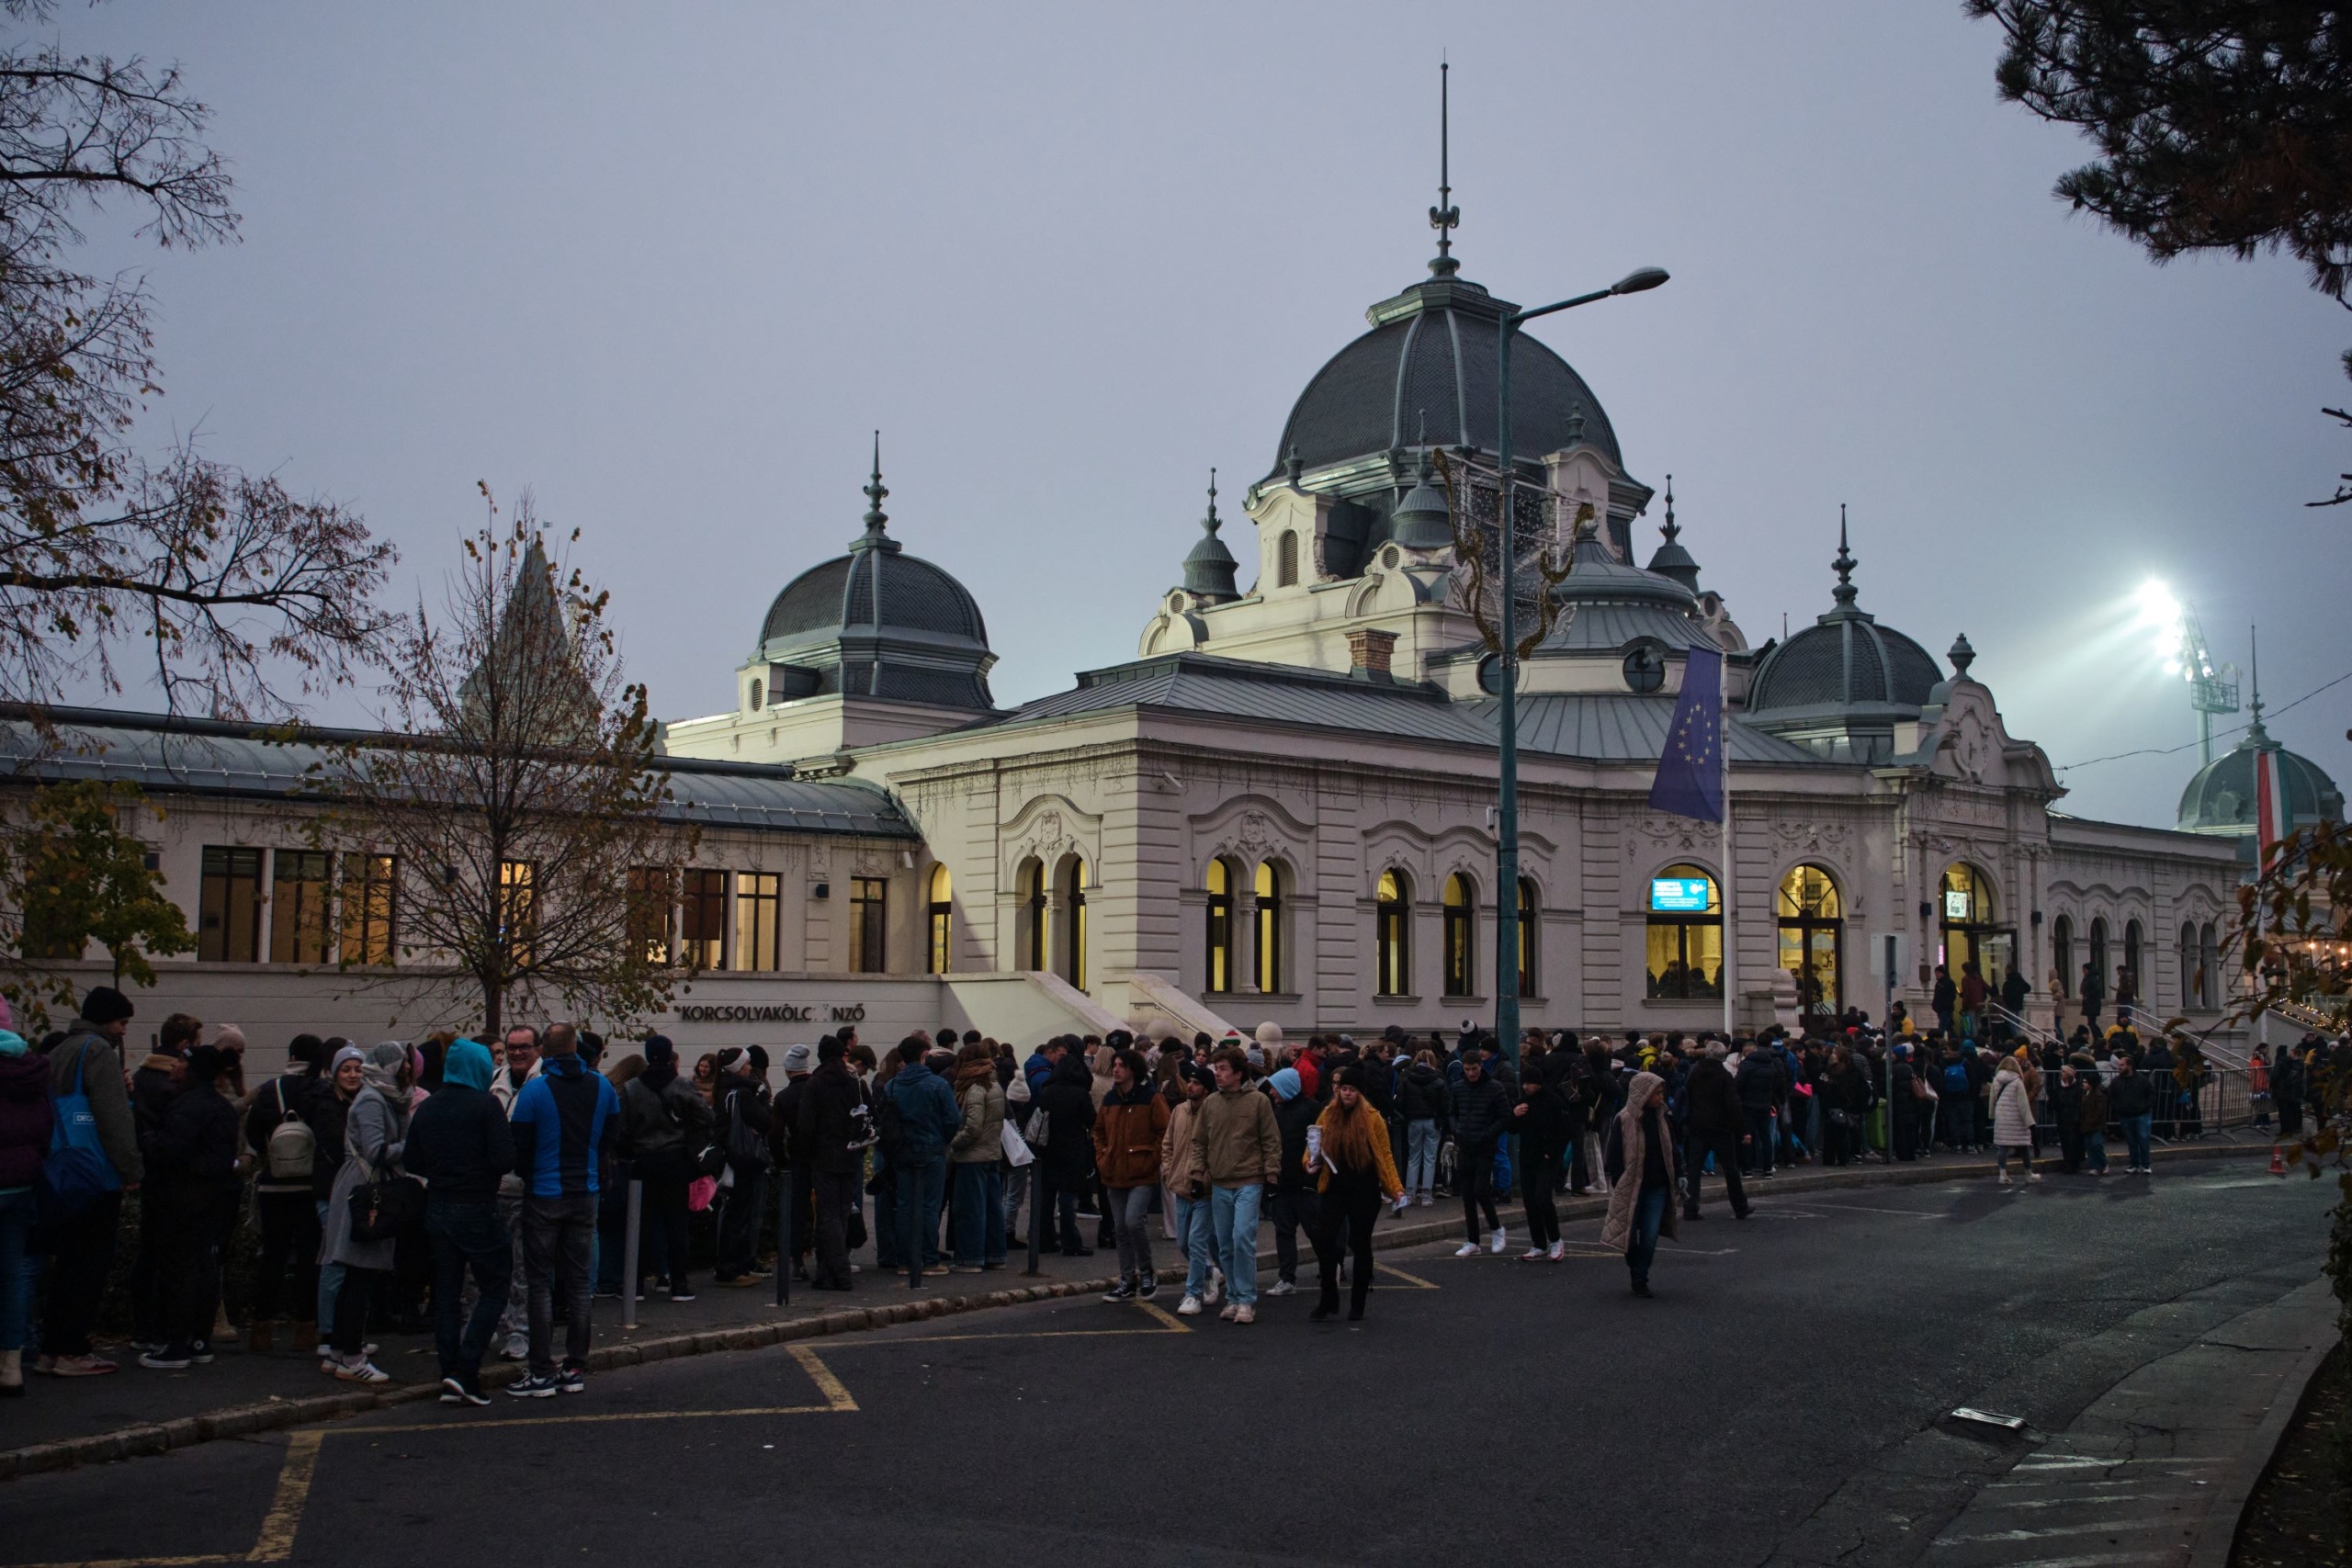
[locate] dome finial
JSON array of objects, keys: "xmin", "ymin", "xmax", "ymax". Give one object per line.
[
  {"xmin": 2246, "ymin": 623, "xmax": 2270, "ymax": 742},
  {"xmin": 1948, "ymin": 632, "xmax": 1976, "ymax": 677},
  {"xmin": 1428, "ymin": 59, "xmax": 1461, "ymax": 278},
  {"xmin": 1660, "ymin": 474, "xmax": 1679, "ymax": 545},
  {"xmin": 1180, "ymin": 465, "xmax": 1240, "ymax": 602},
  {"xmin": 862, "ymin": 431, "xmax": 888, "ymax": 537},
  {"xmin": 1831, "ymin": 503, "xmax": 1858, "ymax": 607}
]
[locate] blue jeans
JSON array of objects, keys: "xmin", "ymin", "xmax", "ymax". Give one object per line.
[
  {"xmin": 2085, "ymin": 1131, "xmax": 2109, "ymax": 1173},
  {"xmin": 1209, "ymin": 1183, "xmax": 1262, "ymax": 1307},
  {"xmin": 950, "ymin": 1162, "xmax": 1004, "ymax": 1266},
  {"xmin": 2121, "ymin": 1113, "xmax": 2153, "ymax": 1170},
  {"xmin": 424, "ymin": 1197, "xmax": 511, "ymax": 1381},
  {"xmin": 314, "ymin": 1200, "xmax": 343, "ymax": 1335},
  {"xmin": 1173, "ymin": 1193, "xmax": 1216, "ymax": 1299},
  {"xmin": 1625, "ymin": 1185, "xmax": 1668, "ymax": 1288},
  {"xmin": 1406, "ymin": 1120, "xmax": 1439, "ymax": 1196},
  {"xmin": 0, "ymin": 1188, "xmax": 38, "ymax": 1350},
  {"xmin": 896, "ymin": 1156, "xmax": 946, "ymax": 1280}
]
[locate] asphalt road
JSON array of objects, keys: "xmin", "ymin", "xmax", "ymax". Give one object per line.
[{"xmin": 5, "ymin": 1162, "xmax": 2338, "ymax": 1568}]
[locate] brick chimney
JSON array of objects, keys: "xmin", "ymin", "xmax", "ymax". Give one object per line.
[{"xmin": 1347, "ymin": 627, "xmax": 1398, "ymax": 682}]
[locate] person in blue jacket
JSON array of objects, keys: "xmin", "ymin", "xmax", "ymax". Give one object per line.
[
  {"xmin": 505, "ymin": 1023, "xmax": 618, "ymax": 1397},
  {"xmin": 880, "ymin": 1035, "xmax": 961, "ymax": 1288}
]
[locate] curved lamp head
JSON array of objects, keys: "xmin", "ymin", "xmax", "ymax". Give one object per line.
[{"xmin": 1611, "ymin": 266, "xmax": 1670, "ymax": 295}]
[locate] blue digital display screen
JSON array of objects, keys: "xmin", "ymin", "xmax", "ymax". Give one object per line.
[{"xmin": 1650, "ymin": 877, "xmax": 1713, "ymax": 913}]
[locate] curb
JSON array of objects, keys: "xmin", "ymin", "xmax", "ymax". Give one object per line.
[
  {"xmin": 0, "ymin": 1138, "xmax": 2275, "ymax": 1482},
  {"xmin": 2186, "ymin": 1291, "xmax": 2343, "ymax": 1568}
]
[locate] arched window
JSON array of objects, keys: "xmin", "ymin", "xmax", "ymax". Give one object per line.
[
  {"xmin": 925, "ymin": 863, "xmax": 952, "ymax": 975},
  {"xmin": 2052, "ymin": 914, "xmax": 2074, "ymax": 998},
  {"xmin": 1254, "ymin": 860, "xmax": 1285, "ymax": 994},
  {"xmin": 2198, "ymin": 920, "xmax": 2218, "ymax": 1009},
  {"xmin": 1204, "ymin": 857, "xmax": 1237, "ymax": 994},
  {"xmin": 1646, "ymin": 863, "xmax": 1722, "ymax": 1000},
  {"xmin": 1442, "ymin": 873, "xmax": 1476, "ymax": 998},
  {"xmin": 1777, "ymin": 863, "xmax": 1843, "ymax": 1021},
  {"xmin": 2089, "ymin": 917, "xmax": 2109, "ymax": 997},
  {"xmin": 2123, "ymin": 919, "xmax": 2143, "ymax": 1005},
  {"xmin": 1277, "ymin": 530, "xmax": 1299, "ymax": 588},
  {"xmin": 1020, "ymin": 859, "xmax": 1046, "ymax": 971},
  {"xmin": 1375, "ymin": 869, "xmax": 1411, "ymax": 997},
  {"xmin": 748, "ymin": 677, "xmax": 763, "ymax": 710},
  {"xmin": 1062, "ymin": 856, "xmax": 1088, "ymax": 990},
  {"xmin": 1517, "ymin": 876, "xmax": 1538, "ymax": 998},
  {"xmin": 2178, "ymin": 921, "xmax": 2197, "ymax": 1010},
  {"xmin": 1939, "ymin": 863, "xmax": 2007, "ymax": 988}
]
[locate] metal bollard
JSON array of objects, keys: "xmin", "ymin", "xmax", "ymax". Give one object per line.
[
  {"xmin": 775, "ymin": 1165, "xmax": 792, "ymax": 1309},
  {"xmin": 620, "ymin": 1179, "xmax": 642, "ymax": 1332},
  {"xmin": 1023, "ymin": 1160, "xmax": 1044, "ymax": 1276}
]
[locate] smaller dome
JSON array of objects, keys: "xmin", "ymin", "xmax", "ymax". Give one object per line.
[
  {"xmin": 1178, "ymin": 470, "xmax": 1240, "ymax": 604},
  {"xmin": 2177, "ymin": 713, "xmax": 2345, "ymax": 836},
  {"xmin": 1747, "ymin": 515, "xmax": 1940, "ymax": 716}
]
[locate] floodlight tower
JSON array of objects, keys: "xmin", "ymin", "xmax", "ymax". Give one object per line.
[{"xmin": 2177, "ymin": 605, "xmax": 2240, "ymax": 764}]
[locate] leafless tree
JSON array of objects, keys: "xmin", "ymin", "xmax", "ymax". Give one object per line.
[
  {"xmin": 312, "ymin": 490, "xmax": 691, "ymax": 1038},
  {"xmin": 0, "ymin": 1, "xmax": 392, "ymax": 717}
]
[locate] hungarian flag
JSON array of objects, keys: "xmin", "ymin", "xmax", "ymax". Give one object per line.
[
  {"xmin": 1648, "ymin": 644, "xmax": 1724, "ymax": 823},
  {"xmin": 2253, "ymin": 748, "xmax": 2290, "ymax": 867}
]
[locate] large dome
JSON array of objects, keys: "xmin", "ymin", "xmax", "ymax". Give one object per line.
[
  {"xmin": 751, "ymin": 448, "xmax": 994, "ymax": 713},
  {"xmin": 2177, "ymin": 717, "xmax": 2344, "ymax": 836},
  {"xmin": 1747, "ymin": 521, "xmax": 1940, "ymax": 716},
  {"xmin": 1264, "ymin": 276, "xmax": 1623, "ymax": 482}
]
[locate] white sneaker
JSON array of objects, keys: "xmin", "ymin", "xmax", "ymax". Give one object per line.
[
  {"xmin": 1418, "ymin": 1193, "xmax": 1433, "ymax": 1207},
  {"xmin": 1996, "ymin": 1173, "xmax": 2011, "ymax": 1186},
  {"xmin": 1217, "ymin": 1303, "xmax": 1238, "ymax": 1321},
  {"xmin": 1454, "ymin": 1242, "xmax": 1480, "ymax": 1258},
  {"xmin": 1519, "ymin": 1248, "xmax": 1548, "ymax": 1262},
  {"xmin": 1547, "ymin": 1241, "xmax": 1566, "ymax": 1261},
  {"xmin": 1176, "ymin": 1294, "xmax": 1203, "ymax": 1316},
  {"xmin": 500, "ymin": 1334, "xmax": 528, "ymax": 1361},
  {"xmin": 332, "ymin": 1357, "xmax": 390, "ymax": 1385},
  {"xmin": 1233, "ymin": 1304, "xmax": 1255, "ymax": 1325},
  {"xmin": 1488, "ymin": 1228, "xmax": 1507, "ymax": 1255},
  {"xmin": 2027, "ymin": 1172, "xmax": 2043, "ymax": 1183},
  {"xmin": 1264, "ymin": 1280, "xmax": 1295, "ymax": 1297}
]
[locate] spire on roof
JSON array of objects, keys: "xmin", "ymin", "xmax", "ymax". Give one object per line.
[
  {"xmin": 2246, "ymin": 624, "xmax": 2271, "ymax": 744},
  {"xmin": 1645, "ymin": 472, "xmax": 1702, "ymax": 592},
  {"xmin": 1428, "ymin": 60, "xmax": 1460, "ymax": 278},
  {"xmin": 850, "ymin": 431, "xmax": 901, "ymax": 555},
  {"xmin": 1181, "ymin": 467, "xmax": 1241, "ymax": 604},
  {"xmin": 1831, "ymin": 504, "xmax": 1858, "ymax": 608}
]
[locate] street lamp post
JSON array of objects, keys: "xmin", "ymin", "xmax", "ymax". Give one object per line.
[{"xmin": 1493, "ymin": 266, "xmax": 1669, "ymax": 1066}]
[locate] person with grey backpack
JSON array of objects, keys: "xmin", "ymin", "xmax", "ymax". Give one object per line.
[{"xmin": 242, "ymin": 1035, "xmax": 324, "ymax": 1352}]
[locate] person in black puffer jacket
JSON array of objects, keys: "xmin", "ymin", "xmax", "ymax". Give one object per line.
[
  {"xmin": 1447, "ymin": 1055, "xmax": 1512, "ymax": 1255},
  {"xmin": 0, "ymin": 1028, "xmax": 55, "ymax": 1395},
  {"xmin": 402, "ymin": 1038, "xmax": 514, "ymax": 1402},
  {"xmin": 140, "ymin": 1046, "xmax": 243, "ymax": 1370},
  {"xmin": 1395, "ymin": 1052, "xmax": 1448, "ymax": 1206},
  {"xmin": 1510, "ymin": 1071, "xmax": 1570, "ymax": 1259}
]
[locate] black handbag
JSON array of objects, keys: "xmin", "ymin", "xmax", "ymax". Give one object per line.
[{"xmin": 346, "ymin": 1172, "xmax": 425, "ymax": 1242}]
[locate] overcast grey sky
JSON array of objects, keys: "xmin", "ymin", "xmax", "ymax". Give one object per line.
[{"xmin": 55, "ymin": 1, "xmax": 2352, "ymax": 829}]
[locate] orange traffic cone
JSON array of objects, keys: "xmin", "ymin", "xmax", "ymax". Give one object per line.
[{"xmin": 2269, "ymin": 1145, "xmax": 2287, "ymax": 1176}]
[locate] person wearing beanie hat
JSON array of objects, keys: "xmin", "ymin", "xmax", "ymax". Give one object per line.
[
  {"xmin": 616, "ymin": 1031, "xmax": 709, "ymax": 1308},
  {"xmin": 1306, "ymin": 1065, "xmax": 1405, "ymax": 1322},
  {"xmin": 402, "ymin": 1037, "xmax": 514, "ymax": 1404},
  {"xmin": 712, "ymin": 1044, "xmax": 774, "ymax": 1288},
  {"xmin": 796, "ymin": 1034, "xmax": 867, "ymax": 1292},
  {"xmin": 746, "ymin": 1044, "xmax": 770, "ymax": 1078},
  {"xmin": 1160, "ymin": 1058, "xmax": 1216, "ymax": 1314},
  {"xmin": 1261, "ymin": 1066, "xmax": 1317, "ymax": 1298},
  {"xmin": 35, "ymin": 984, "xmax": 143, "ymax": 1377},
  {"xmin": 138, "ymin": 1046, "xmax": 242, "ymax": 1370}
]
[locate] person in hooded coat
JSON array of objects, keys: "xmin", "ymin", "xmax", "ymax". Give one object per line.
[
  {"xmin": 137, "ymin": 1044, "xmax": 242, "ymax": 1370},
  {"xmin": 1600, "ymin": 1069, "xmax": 1679, "ymax": 1298},
  {"xmin": 1035, "ymin": 1050, "xmax": 1098, "ymax": 1258},
  {"xmin": 0, "ymin": 1027, "xmax": 52, "ymax": 1395},
  {"xmin": 320, "ymin": 1042, "xmax": 412, "ymax": 1383},
  {"xmin": 401, "ymin": 1038, "xmax": 514, "ymax": 1404}
]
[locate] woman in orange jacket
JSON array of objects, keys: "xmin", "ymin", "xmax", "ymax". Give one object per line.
[
  {"xmin": 1093, "ymin": 1049, "xmax": 1170, "ymax": 1302},
  {"xmin": 1306, "ymin": 1066, "xmax": 1404, "ymax": 1323}
]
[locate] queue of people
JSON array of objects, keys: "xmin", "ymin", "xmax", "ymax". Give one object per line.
[{"xmin": 0, "ymin": 983, "xmax": 2339, "ymax": 1403}]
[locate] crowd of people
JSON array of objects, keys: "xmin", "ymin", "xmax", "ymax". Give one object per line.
[{"xmin": 0, "ymin": 982, "xmax": 2337, "ymax": 1406}]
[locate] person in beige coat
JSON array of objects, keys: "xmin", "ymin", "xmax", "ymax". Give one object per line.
[
  {"xmin": 1990, "ymin": 1056, "xmax": 2041, "ymax": 1186},
  {"xmin": 1600, "ymin": 1070, "xmax": 1678, "ymax": 1298}
]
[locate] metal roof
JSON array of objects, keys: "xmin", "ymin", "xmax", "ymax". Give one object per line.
[
  {"xmin": 989, "ymin": 654, "xmax": 1823, "ymax": 765},
  {"xmin": 0, "ymin": 708, "xmax": 917, "ymax": 839}
]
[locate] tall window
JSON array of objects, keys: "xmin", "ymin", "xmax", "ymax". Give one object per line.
[
  {"xmin": 1375, "ymin": 869, "xmax": 1411, "ymax": 997},
  {"xmin": 2178, "ymin": 921, "xmax": 2197, "ymax": 1010},
  {"xmin": 2089, "ymin": 917, "xmax": 2109, "ymax": 993},
  {"xmin": 926, "ymin": 863, "xmax": 953, "ymax": 975},
  {"xmin": 1204, "ymin": 857, "xmax": 1236, "ymax": 993},
  {"xmin": 1776, "ymin": 863, "xmax": 1843, "ymax": 1021},
  {"xmin": 627, "ymin": 867, "xmax": 672, "ymax": 964},
  {"xmin": 1254, "ymin": 860, "xmax": 1285, "ymax": 994},
  {"xmin": 2122, "ymin": 919, "xmax": 2143, "ymax": 1000},
  {"xmin": 1061, "ymin": 857, "xmax": 1088, "ymax": 989},
  {"xmin": 1277, "ymin": 530, "xmax": 1298, "ymax": 587},
  {"xmin": 680, "ymin": 869, "xmax": 727, "ymax": 970},
  {"xmin": 1442, "ymin": 872, "xmax": 1476, "ymax": 998},
  {"xmin": 1021, "ymin": 860, "xmax": 1046, "ymax": 970},
  {"xmin": 198, "ymin": 846, "xmax": 263, "ymax": 964},
  {"xmin": 734, "ymin": 872, "xmax": 781, "ymax": 971},
  {"xmin": 268, "ymin": 850, "xmax": 333, "ymax": 964},
  {"xmin": 499, "ymin": 860, "xmax": 537, "ymax": 964},
  {"xmin": 1645, "ymin": 863, "xmax": 1722, "ymax": 1000},
  {"xmin": 2198, "ymin": 921, "xmax": 2218, "ymax": 1009},
  {"xmin": 1939, "ymin": 863, "xmax": 2007, "ymax": 985},
  {"xmin": 1517, "ymin": 877, "xmax": 1538, "ymax": 998},
  {"xmin": 849, "ymin": 875, "xmax": 888, "ymax": 974},
  {"xmin": 340, "ymin": 853, "xmax": 398, "ymax": 967},
  {"xmin": 2052, "ymin": 914, "xmax": 2074, "ymax": 998}
]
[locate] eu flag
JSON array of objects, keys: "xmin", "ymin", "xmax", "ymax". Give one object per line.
[{"xmin": 1648, "ymin": 644, "xmax": 1724, "ymax": 823}]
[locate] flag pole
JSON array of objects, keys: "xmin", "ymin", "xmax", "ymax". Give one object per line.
[{"xmin": 1722, "ymin": 685, "xmax": 1735, "ymax": 1038}]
